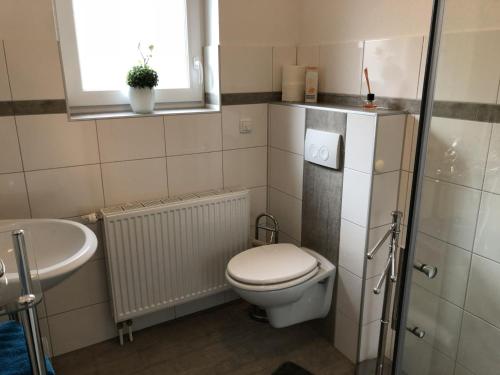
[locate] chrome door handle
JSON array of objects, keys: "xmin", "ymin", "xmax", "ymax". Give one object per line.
[
  {"xmin": 407, "ymin": 326, "xmax": 426, "ymax": 339},
  {"xmin": 413, "ymin": 261, "xmax": 438, "ymax": 279}
]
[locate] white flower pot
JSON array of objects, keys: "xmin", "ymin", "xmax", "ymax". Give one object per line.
[{"xmin": 128, "ymin": 87, "xmax": 155, "ymax": 114}]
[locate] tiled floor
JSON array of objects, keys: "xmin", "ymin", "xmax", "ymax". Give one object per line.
[{"xmin": 52, "ymin": 301, "xmax": 355, "ymax": 375}]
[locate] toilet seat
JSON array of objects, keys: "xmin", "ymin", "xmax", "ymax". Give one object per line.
[
  {"xmin": 226, "ymin": 267, "xmax": 319, "ymax": 291},
  {"xmin": 226, "ymin": 243, "xmax": 319, "ymax": 288}
]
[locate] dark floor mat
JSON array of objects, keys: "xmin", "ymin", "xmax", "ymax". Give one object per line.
[{"xmin": 272, "ymin": 362, "xmax": 314, "ymax": 375}]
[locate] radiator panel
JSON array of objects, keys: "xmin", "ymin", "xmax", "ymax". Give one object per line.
[{"xmin": 102, "ymin": 190, "xmax": 250, "ymax": 322}]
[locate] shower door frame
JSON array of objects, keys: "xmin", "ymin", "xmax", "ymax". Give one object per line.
[{"xmin": 391, "ymin": 0, "xmax": 447, "ymax": 372}]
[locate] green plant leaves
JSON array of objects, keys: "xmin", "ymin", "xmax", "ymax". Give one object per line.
[{"xmin": 126, "ymin": 65, "xmax": 159, "ymax": 89}]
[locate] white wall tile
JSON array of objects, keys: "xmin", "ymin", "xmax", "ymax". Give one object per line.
[
  {"xmin": 0, "ymin": 0, "xmax": 57, "ymax": 41},
  {"xmin": 319, "ymin": 41, "xmax": 363, "ymax": 95},
  {"xmin": 484, "ymin": 123, "xmax": 500, "ymax": 194},
  {"xmin": 0, "ymin": 42, "xmax": 11, "ymax": 101},
  {"xmin": 398, "ymin": 171, "xmax": 410, "ymax": 222},
  {"xmin": 339, "ymin": 219, "xmax": 367, "ymax": 278},
  {"xmin": 165, "ymin": 114, "xmax": 222, "ymax": 155},
  {"xmin": 249, "ymin": 186, "xmax": 267, "ymax": 224},
  {"xmin": 345, "ymin": 113, "xmax": 376, "ymax": 173},
  {"xmin": 358, "ymin": 320, "xmax": 380, "ymax": 361},
  {"xmin": 223, "ymin": 147, "xmax": 267, "ymax": 189},
  {"xmin": 48, "ymin": 302, "xmax": 116, "ymax": 356},
  {"xmin": 402, "ymin": 116, "xmax": 416, "ymax": 172},
  {"xmin": 297, "ymin": 45, "xmax": 320, "ymax": 67},
  {"xmin": 16, "ymin": 114, "xmax": 99, "ymax": 171},
  {"xmin": 474, "ymin": 192, "xmax": 500, "ymax": 264},
  {"xmin": 362, "ymin": 36, "xmax": 424, "ymax": 99},
  {"xmin": 419, "ymin": 178, "xmax": 481, "ymax": 250},
  {"xmin": 402, "ymin": 333, "xmax": 455, "ymax": 375},
  {"xmin": 0, "ymin": 172, "xmax": 30, "ymax": 219},
  {"xmin": 39, "ymin": 318, "xmax": 53, "ymax": 358},
  {"xmin": 374, "ymin": 115, "xmax": 406, "ymax": 173},
  {"xmin": 220, "ymin": 46, "xmax": 272, "ymax": 93},
  {"xmin": 403, "ymin": 172, "xmax": 414, "ymax": 226},
  {"xmin": 272, "ymin": 46, "xmax": 297, "ymax": 92},
  {"xmin": 425, "ymin": 117, "xmax": 491, "ymax": 189},
  {"xmin": 26, "ymin": 165, "xmax": 104, "ymax": 218},
  {"xmin": 408, "ymin": 285, "xmax": 463, "ymax": 359},
  {"xmin": 334, "ymin": 310, "xmax": 359, "ymax": 363},
  {"xmin": 44, "ymin": 259, "xmax": 109, "ymax": 316},
  {"xmin": 101, "ymin": 158, "xmax": 168, "ymax": 206},
  {"xmin": 269, "ymin": 104, "xmax": 306, "ymax": 155},
  {"xmin": 222, "ymin": 104, "xmax": 267, "ymax": 150},
  {"xmin": 337, "ymin": 266, "xmax": 362, "ymax": 321},
  {"xmin": 413, "ymin": 233, "xmax": 471, "ymax": 307},
  {"xmin": 433, "ymin": 30, "xmax": 500, "ymax": 103},
  {"xmin": 97, "ymin": 116, "xmax": 165, "ymax": 162},
  {"xmin": 269, "ymin": 147, "xmax": 303, "ymax": 199},
  {"xmin": 341, "ymin": 168, "xmax": 372, "ymax": 227},
  {"xmin": 465, "ymin": 255, "xmax": 500, "ymax": 329},
  {"xmin": 370, "ymin": 171, "xmax": 400, "ymax": 228},
  {"xmin": 167, "ymin": 152, "xmax": 223, "ymax": 196},
  {"xmin": 457, "ymin": 312, "xmax": 500, "ymax": 375},
  {"xmin": 269, "ymin": 187, "xmax": 302, "ymax": 242},
  {"xmin": 410, "ymin": 117, "xmax": 420, "ymax": 173},
  {"xmin": 4, "ymin": 39, "xmax": 64, "ymax": 100},
  {"xmin": 0, "ymin": 116, "xmax": 22, "ymax": 173}
]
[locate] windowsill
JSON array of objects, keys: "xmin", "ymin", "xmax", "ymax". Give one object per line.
[{"xmin": 69, "ymin": 105, "xmax": 220, "ymax": 121}]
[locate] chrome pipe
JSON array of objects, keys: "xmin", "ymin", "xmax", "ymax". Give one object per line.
[
  {"xmin": 12, "ymin": 230, "xmax": 48, "ymax": 375},
  {"xmin": 373, "ymin": 256, "xmax": 392, "ymax": 295},
  {"xmin": 255, "ymin": 213, "xmax": 280, "ymax": 244},
  {"xmin": 371, "ymin": 211, "xmax": 403, "ymax": 375}
]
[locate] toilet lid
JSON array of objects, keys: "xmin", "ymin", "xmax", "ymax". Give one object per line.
[{"xmin": 227, "ymin": 243, "xmax": 319, "ymax": 285}]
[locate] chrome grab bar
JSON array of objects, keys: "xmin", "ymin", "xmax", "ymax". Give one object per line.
[
  {"xmin": 367, "ymin": 225, "xmax": 394, "ymax": 260},
  {"xmin": 366, "ymin": 211, "xmax": 403, "ymax": 375},
  {"xmin": 413, "ymin": 261, "xmax": 438, "ymax": 279}
]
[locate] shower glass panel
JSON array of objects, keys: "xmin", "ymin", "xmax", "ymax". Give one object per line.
[{"xmin": 394, "ymin": 0, "xmax": 500, "ymax": 374}]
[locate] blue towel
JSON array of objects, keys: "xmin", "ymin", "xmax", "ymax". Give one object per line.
[{"xmin": 0, "ymin": 320, "xmax": 55, "ymax": 375}]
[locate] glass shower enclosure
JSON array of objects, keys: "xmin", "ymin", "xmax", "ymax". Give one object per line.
[{"xmin": 393, "ymin": 0, "xmax": 500, "ymax": 374}]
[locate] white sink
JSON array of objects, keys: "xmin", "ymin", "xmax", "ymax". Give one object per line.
[{"xmin": 0, "ymin": 219, "xmax": 98, "ymax": 293}]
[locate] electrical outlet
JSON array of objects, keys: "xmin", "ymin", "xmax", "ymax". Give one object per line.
[{"xmin": 239, "ymin": 119, "xmax": 252, "ymax": 134}]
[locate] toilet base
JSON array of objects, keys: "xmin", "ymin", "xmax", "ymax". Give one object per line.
[{"xmin": 265, "ymin": 276, "xmax": 334, "ymax": 328}]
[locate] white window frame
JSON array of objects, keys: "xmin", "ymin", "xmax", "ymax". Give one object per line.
[{"xmin": 54, "ymin": 0, "xmax": 204, "ymax": 110}]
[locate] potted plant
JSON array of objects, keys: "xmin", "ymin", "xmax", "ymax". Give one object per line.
[{"xmin": 127, "ymin": 44, "xmax": 159, "ymax": 114}]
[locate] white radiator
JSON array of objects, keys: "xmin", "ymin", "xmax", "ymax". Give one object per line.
[{"xmin": 101, "ymin": 189, "xmax": 250, "ymax": 323}]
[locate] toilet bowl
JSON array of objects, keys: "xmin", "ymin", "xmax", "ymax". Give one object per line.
[{"xmin": 225, "ymin": 243, "xmax": 336, "ymax": 328}]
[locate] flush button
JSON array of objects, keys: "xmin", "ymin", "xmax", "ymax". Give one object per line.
[
  {"xmin": 319, "ymin": 146, "xmax": 329, "ymax": 161},
  {"xmin": 309, "ymin": 144, "xmax": 319, "ymax": 158}
]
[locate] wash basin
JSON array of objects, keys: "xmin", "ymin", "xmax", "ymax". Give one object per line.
[{"xmin": 0, "ymin": 219, "xmax": 98, "ymax": 296}]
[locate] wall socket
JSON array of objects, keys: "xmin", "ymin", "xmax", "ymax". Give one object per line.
[{"xmin": 239, "ymin": 119, "xmax": 252, "ymax": 134}]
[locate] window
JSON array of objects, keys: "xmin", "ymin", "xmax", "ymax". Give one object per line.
[{"xmin": 55, "ymin": 0, "xmax": 204, "ymax": 111}]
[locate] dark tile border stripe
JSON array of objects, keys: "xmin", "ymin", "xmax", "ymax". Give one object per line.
[
  {"xmin": 221, "ymin": 92, "xmax": 281, "ymax": 105},
  {"xmin": 1, "ymin": 94, "xmax": 499, "ymax": 123},
  {"xmin": 220, "ymin": 92, "xmax": 500, "ymax": 123},
  {"xmin": 0, "ymin": 100, "xmax": 67, "ymax": 116}
]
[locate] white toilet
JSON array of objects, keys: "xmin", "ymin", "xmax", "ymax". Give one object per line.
[{"xmin": 225, "ymin": 243, "xmax": 336, "ymax": 328}]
